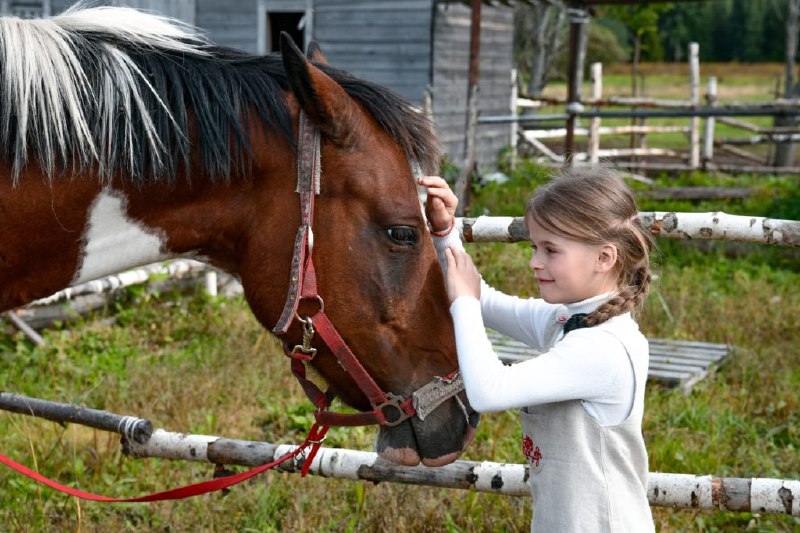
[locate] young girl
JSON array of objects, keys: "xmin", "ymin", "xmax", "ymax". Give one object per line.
[{"xmin": 419, "ymin": 168, "xmax": 656, "ymax": 532}]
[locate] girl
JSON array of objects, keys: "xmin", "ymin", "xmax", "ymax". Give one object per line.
[{"xmin": 419, "ymin": 168, "xmax": 656, "ymax": 532}]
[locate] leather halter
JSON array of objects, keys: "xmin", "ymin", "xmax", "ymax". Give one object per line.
[{"xmin": 273, "ymin": 111, "xmax": 464, "ymax": 429}]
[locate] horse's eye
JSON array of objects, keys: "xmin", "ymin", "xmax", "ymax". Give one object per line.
[{"xmin": 387, "ymin": 226, "xmax": 418, "ymax": 246}]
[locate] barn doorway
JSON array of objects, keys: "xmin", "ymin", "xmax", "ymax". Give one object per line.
[{"xmin": 267, "ymin": 11, "xmax": 305, "ymax": 53}]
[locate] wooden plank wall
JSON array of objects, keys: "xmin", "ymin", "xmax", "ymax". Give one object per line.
[
  {"xmin": 108, "ymin": 0, "xmax": 196, "ymax": 24},
  {"xmin": 196, "ymin": 0, "xmax": 257, "ymax": 54},
  {"xmin": 50, "ymin": 0, "xmax": 197, "ymax": 24},
  {"xmin": 49, "ymin": 0, "xmax": 71, "ymax": 15},
  {"xmin": 431, "ymin": 2, "xmax": 514, "ymax": 170},
  {"xmin": 313, "ymin": 0, "xmax": 433, "ymax": 103}
]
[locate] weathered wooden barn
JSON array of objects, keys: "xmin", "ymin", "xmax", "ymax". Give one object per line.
[{"xmin": 3, "ymin": 0, "xmax": 515, "ymax": 170}]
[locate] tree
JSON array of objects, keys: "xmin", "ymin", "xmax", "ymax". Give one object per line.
[
  {"xmin": 551, "ymin": 23, "xmax": 627, "ymax": 79},
  {"xmin": 514, "ymin": 1, "xmax": 567, "ymax": 97},
  {"xmin": 600, "ymin": 4, "xmax": 674, "ymax": 96}
]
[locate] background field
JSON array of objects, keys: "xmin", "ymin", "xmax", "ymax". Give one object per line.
[
  {"xmin": 1, "ymin": 66, "xmax": 799, "ymax": 532},
  {"xmin": 534, "ymin": 62, "xmax": 786, "ymax": 159}
]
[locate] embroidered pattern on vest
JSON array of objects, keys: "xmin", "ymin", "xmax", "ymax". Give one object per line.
[{"xmin": 522, "ymin": 434, "xmax": 543, "ymax": 472}]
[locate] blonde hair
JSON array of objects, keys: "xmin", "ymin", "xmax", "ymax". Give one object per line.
[{"xmin": 525, "ymin": 167, "xmax": 654, "ymax": 326}]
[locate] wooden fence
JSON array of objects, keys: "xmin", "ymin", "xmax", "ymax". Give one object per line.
[
  {"xmin": 500, "ymin": 42, "xmax": 800, "ymax": 174},
  {"xmin": 1, "ymin": 389, "xmax": 798, "ymax": 516}
]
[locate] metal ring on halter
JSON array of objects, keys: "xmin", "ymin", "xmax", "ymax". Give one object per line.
[
  {"xmin": 295, "ymin": 295, "xmax": 325, "ymax": 323},
  {"xmin": 307, "ymin": 433, "xmax": 327, "ymax": 445}
]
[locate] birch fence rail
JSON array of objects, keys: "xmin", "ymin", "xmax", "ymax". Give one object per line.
[{"xmin": 0, "ymin": 392, "xmax": 797, "ymax": 517}]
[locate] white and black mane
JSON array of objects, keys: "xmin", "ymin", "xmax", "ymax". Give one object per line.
[{"xmin": 0, "ymin": 4, "xmax": 440, "ymax": 183}]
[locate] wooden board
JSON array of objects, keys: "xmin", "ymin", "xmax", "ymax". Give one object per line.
[{"xmin": 486, "ymin": 329, "xmax": 732, "ymax": 395}]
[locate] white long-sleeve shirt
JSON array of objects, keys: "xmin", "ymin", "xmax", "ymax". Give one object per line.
[{"xmin": 434, "ymin": 230, "xmax": 644, "ymax": 426}]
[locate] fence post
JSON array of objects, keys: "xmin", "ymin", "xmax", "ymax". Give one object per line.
[
  {"xmin": 703, "ymin": 76, "xmax": 717, "ymax": 169},
  {"xmin": 204, "ymin": 271, "xmax": 218, "ymax": 297},
  {"xmin": 454, "ymin": 0, "xmax": 482, "ymax": 216},
  {"xmin": 564, "ymin": 7, "xmax": 589, "ymax": 164},
  {"xmin": 689, "ymin": 42, "xmax": 701, "ymax": 169},
  {"xmin": 509, "ymin": 68, "xmax": 518, "ymax": 170},
  {"xmin": 588, "ymin": 62, "xmax": 602, "ymax": 164}
]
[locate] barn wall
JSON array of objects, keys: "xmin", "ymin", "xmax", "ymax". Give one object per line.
[
  {"xmin": 48, "ymin": 1, "xmax": 198, "ymax": 24},
  {"xmin": 431, "ymin": 2, "xmax": 514, "ymax": 170},
  {"xmin": 107, "ymin": 0, "xmax": 196, "ymax": 24},
  {"xmin": 196, "ymin": 0, "xmax": 258, "ymax": 53},
  {"xmin": 312, "ymin": 0, "xmax": 433, "ymax": 104},
  {"xmin": 50, "ymin": 0, "xmax": 72, "ymax": 15}
]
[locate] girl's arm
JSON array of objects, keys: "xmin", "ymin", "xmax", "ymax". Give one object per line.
[
  {"xmin": 451, "ymin": 296, "xmax": 631, "ymax": 416},
  {"xmin": 432, "ymin": 231, "xmax": 557, "ymax": 349},
  {"xmin": 420, "ymin": 177, "xmax": 559, "ymax": 348}
]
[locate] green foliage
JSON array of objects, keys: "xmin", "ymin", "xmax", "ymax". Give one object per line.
[
  {"xmin": 552, "ymin": 23, "xmax": 628, "ymax": 80},
  {"xmin": 599, "ymin": 3, "xmax": 674, "ymax": 61},
  {"xmin": 529, "ymin": 1, "xmax": 791, "ymax": 66},
  {"xmin": 654, "ymin": 0, "xmax": 790, "ymax": 63},
  {"xmin": 470, "ymin": 157, "xmax": 551, "ymax": 217}
]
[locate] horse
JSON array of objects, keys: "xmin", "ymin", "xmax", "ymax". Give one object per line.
[{"xmin": 0, "ymin": 5, "xmax": 478, "ymax": 468}]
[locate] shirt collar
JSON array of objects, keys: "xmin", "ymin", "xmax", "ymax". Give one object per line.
[{"xmin": 554, "ymin": 292, "xmax": 615, "ymax": 325}]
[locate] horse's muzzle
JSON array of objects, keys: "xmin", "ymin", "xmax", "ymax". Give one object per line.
[{"xmin": 375, "ymin": 392, "xmax": 479, "ymax": 467}]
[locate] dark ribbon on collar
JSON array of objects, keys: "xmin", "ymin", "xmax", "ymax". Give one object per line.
[{"xmin": 563, "ymin": 313, "xmax": 590, "ymax": 335}]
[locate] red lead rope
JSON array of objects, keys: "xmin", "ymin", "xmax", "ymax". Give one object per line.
[{"xmin": 0, "ymin": 424, "xmax": 329, "ymax": 502}]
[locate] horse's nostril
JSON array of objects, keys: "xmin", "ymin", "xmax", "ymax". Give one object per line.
[{"xmin": 378, "ymin": 447, "xmax": 420, "ymax": 466}]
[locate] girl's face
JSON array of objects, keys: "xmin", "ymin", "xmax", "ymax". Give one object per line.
[{"xmin": 526, "ymin": 216, "xmax": 619, "ymax": 304}]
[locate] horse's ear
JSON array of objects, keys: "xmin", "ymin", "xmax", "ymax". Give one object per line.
[
  {"xmin": 306, "ymin": 41, "xmax": 328, "ymax": 64},
  {"xmin": 281, "ymin": 32, "xmax": 362, "ymax": 147}
]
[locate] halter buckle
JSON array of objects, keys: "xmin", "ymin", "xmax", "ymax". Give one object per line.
[
  {"xmin": 291, "ymin": 317, "xmax": 317, "ymax": 360},
  {"xmin": 376, "ymin": 393, "xmax": 412, "ymax": 427}
]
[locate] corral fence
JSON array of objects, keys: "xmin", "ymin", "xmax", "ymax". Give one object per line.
[
  {"xmin": 1, "ymin": 391, "xmax": 798, "ymax": 516},
  {"xmin": 488, "ymin": 42, "xmax": 800, "ymax": 175},
  {"xmin": 2, "ymin": 211, "xmax": 799, "ymax": 516}
]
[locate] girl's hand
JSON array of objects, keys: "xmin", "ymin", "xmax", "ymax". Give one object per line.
[
  {"xmin": 444, "ymin": 246, "xmax": 481, "ymax": 303},
  {"xmin": 418, "ymin": 176, "xmax": 457, "ymax": 234}
]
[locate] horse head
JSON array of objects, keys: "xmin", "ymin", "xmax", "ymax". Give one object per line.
[{"xmin": 252, "ymin": 36, "xmax": 477, "ymax": 466}]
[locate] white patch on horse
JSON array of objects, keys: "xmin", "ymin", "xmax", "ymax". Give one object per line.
[{"xmin": 72, "ymin": 189, "xmax": 171, "ymax": 285}]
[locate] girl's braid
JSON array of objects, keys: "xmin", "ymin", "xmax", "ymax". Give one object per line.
[{"xmin": 586, "ymin": 266, "xmax": 651, "ymax": 326}]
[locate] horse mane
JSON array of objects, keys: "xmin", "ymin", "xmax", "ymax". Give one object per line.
[{"xmin": 0, "ymin": 4, "xmax": 441, "ymax": 183}]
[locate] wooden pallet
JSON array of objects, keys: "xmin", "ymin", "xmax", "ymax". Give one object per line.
[{"xmin": 486, "ymin": 330, "xmax": 732, "ymax": 394}]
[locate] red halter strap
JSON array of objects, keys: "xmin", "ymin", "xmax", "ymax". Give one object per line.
[
  {"xmin": 0, "ymin": 423, "xmax": 328, "ymax": 501},
  {"xmin": 273, "ymin": 111, "xmax": 462, "ymax": 428}
]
